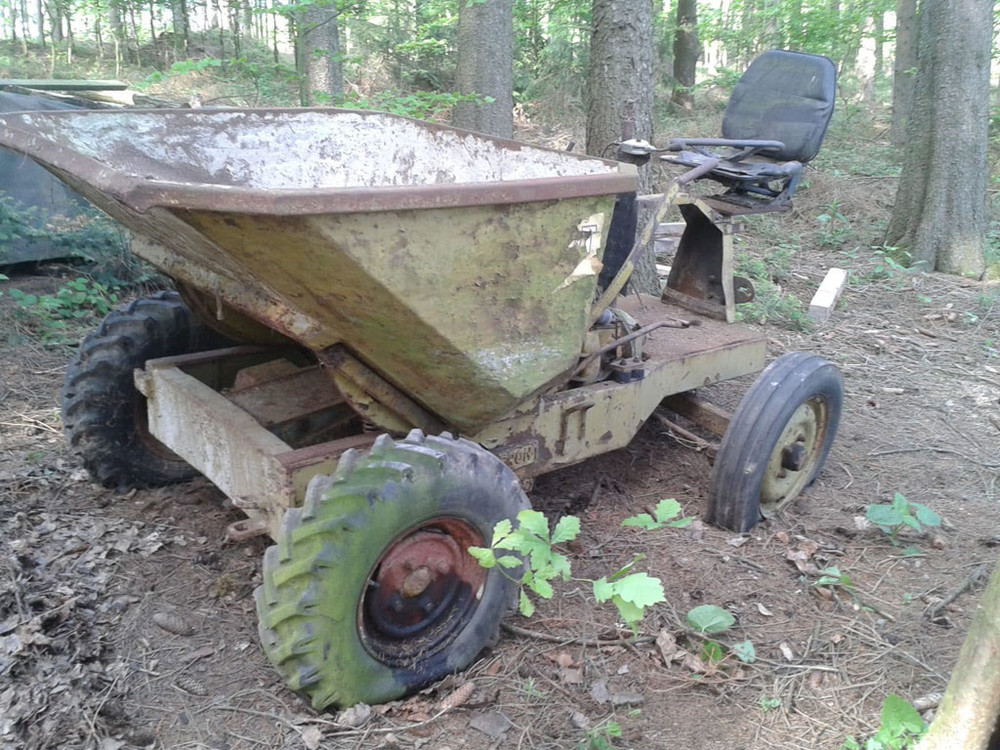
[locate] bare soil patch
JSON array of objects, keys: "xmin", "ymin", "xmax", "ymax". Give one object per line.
[{"xmin": 2, "ymin": 178, "xmax": 999, "ymax": 750}]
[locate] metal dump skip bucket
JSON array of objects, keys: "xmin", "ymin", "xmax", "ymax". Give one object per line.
[{"xmin": 0, "ymin": 108, "xmax": 637, "ymax": 430}]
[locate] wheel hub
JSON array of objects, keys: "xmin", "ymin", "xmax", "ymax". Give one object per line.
[{"xmin": 361, "ymin": 519, "xmax": 486, "ymax": 664}]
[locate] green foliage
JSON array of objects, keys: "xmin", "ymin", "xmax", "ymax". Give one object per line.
[
  {"xmin": 817, "ymin": 200, "xmax": 852, "ymax": 247},
  {"xmin": 338, "ymin": 90, "xmax": 487, "ymax": 120},
  {"xmin": 683, "ymin": 605, "xmax": 757, "ymax": 666},
  {"xmin": 686, "ymin": 604, "xmax": 735, "ymax": 634},
  {"xmin": 841, "ymin": 694, "xmax": 927, "ymax": 750},
  {"xmin": 578, "ymin": 718, "xmax": 623, "ymax": 750},
  {"xmin": 866, "ymin": 493, "xmax": 941, "ymax": 547},
  {"xmin": 621, "ymin": 498, "xmax": 694, "ymax": 530},
  {"xmin": 735, "ymin": 245, "xmax": 812, "ymax": 331},
  {"xmin": 814, "ymin": 566, "xmax": 854, "ymax": 589},
  {"xmin": 759, "ymin": 695, "xmax": 782, "ymax": 712},
  {"xmin": 470, "ymin": 510, "xmax": 664, "ymax": 632},
  {"xmin": 731, "ymin": 639, "xmax": 756, "ymax": 664},
  {"xmin": 7, "ymin": 278, "xmax": 121, "ymax": 343}
]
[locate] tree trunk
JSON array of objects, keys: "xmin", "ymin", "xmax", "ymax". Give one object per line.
[
  {"xmin": 885, "ymin": 0, "xmax": 989, "ymax": 278},
  {"xmin": 891, "ymin": 0, "xmax": 918, "ymax": 148},
  {"xmin": 587, "ymin": 0, "xmax": 657, "ymax": 294},
  {"xmin": 47, "ymin": 0, "xmax": 63, "ymax": 42},
  {"xmin": 917, "ymin": 563, "xmax": 1000, "ymax": 750},
  {"xmin": 170, "ymin": 0, "xmax": 188, "ymax": 52},
  {"xmin": 35, "ymin": 0, "xmax": 44, "ymax": 43},
  {"xmin": 297, "ymin": 0, "xmax": 343, "ymax": 105},
  {"xmin": 453, "ymin": 0, "xmax": 514, "ymax": 138},
  {"xmin": 670, "ymin": 0, "xmax": 697, "ymax": 110}
]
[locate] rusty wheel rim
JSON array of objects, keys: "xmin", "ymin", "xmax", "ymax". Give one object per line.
[{"xmin": 360, "ymin": 519, "xmax": 486, "ymax": 666}]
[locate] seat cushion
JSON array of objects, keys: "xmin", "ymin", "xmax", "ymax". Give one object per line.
[{"xmin": 721, "ymin": 50, "xmax": 837, "ymax": 162}]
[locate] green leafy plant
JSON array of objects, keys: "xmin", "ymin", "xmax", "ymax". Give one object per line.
[
  {"xmin": 469, "ymin": 509, "xmax": 665, "ymax": 632},
  {"xmin": 817, "ymin": 200, "xmax": 852, "ymax": 247},
  {"xmin": 685, "ymin": 605, "xmax": 756, "ymax": 665},
  {"xmin": 759, "ymin": 695, "xmax": 782, "ymax": 712},
  {"xmin": 814, "ymin": 566, "xmax": 854, "ymax": 589},
  {"xmin": 866, "ymin": 493, "xmax": 941, "ymax": 547},
  {"xmin": 841, "ymin": 694, "xmax": 927, "ymax": 750},
  {"xmin": 622, "ymin": 498, "xmax": 694, "ymax": 530},
  {"xmin": 578, "ymin": 718, "xmax": 623, "ymax": 750},
  {"xmin": 686, "ymin": 604, "xmax": 735, "ymax": 634},
  {"xmin": 7, "ymin": 278, "xmax": 121, "ymax": 342}
]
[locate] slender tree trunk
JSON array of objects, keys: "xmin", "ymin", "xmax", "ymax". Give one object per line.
[
  {"xmin": 917, "ymin": 563, "xmax": 1000, "ymax": 750},
  {"xmin": 587, "ymin": 0, "xmax": 658, "ymax": 294},
  {"xmin": 892, "ymin": 0, "xmax": 918, "ymax": 148},
  {"xmin": 453, "ymin": 0, "xmax": 514, "ymax": 138},
  {"xmin": 297, "ymin": 0, "xmax": 343, "ymax": 105},
  {"xmin": 170, "ymin": 0, "xmax": 188, "ymax": 52},
  {"xmin": 671, "ymin": 0, "xmax": 698, "ymax": 110},
  {"xmin": 48, "ymin": 0, "xmax": 63, "ymax": 42},
  {"xmin": 886, "ymin": 0, "xmax": 989, "ymax": 278},
  {"xmin": 35, "ymin": 0, "xmax": 44, "ymax": 43},
  {"xmin": 19, "ymin": 0, "xmax": 29, "ymax": 52}
]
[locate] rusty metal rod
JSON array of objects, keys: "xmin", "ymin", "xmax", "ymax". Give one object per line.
[
  {"xmin": 571, "ymin": 319, "xmax": 697, "ymax": 379},
  {"xmin": 652, "ymin": 410, "xmax": 719, "ymax": 457}
]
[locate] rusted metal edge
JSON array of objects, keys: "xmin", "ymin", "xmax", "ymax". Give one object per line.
[{"xmin": 0, "ymin": 107, "xmax": 638, "ymax": 215}]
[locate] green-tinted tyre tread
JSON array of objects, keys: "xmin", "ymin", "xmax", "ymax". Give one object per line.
[
  {"xmin": 62, "ymin": 291, "xmax": 231, "ymax": 489},
  {"xmin": 255, "ymin": 430, "xmax": 530, "ymax": 709},
  {"xmin": 707, "ymin": 352, "xmax": 843, "ymax": 533}
]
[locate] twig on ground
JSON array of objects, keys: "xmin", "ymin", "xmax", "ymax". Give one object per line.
[{"xmin": 925, "ymin": 562, "xmax": 989, "ymax": 621}]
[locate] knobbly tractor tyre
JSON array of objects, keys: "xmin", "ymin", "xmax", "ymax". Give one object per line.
[
  {"xmin": 62, "ymin": 290, "xmax": 229, "ymax": 489},
  {"xmin": 255, "ymin": 430, "xmax": 530, "ymax": 709},
  {"xmin": 707, "ymin": 352, "xmax": 843, "ymax": 533}
]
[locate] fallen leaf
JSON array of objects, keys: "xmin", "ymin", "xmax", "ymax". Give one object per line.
[
  {"xmin": 775, "ymin": 531, "xmax": 790, "ymax": 544},
  {"xmin": 610, "ymin": 691, "xmax": 644, "ymax": 706},
  {"xmin": 590, "ymin": 678, "xmax": 611, "ymax": 704},
  {"xmin": 300, "ymin": 725, "xmax": 323, "ymax": 750},
  {"xmin": 756, "ymin": 602, "xmax": 773, "ymax": 617},
  {"xmin": 570, "ymin": 711, "xmax": 590, "ymax": 730},
  {"xmin": 778, "ymin": 642, "xmax": 794, "ymax": 661},
  {"xmin": 338, "ymin": 703, "xmax": 372, "ymax": 728},
  {"xmin": 545, "ymin": 651, "xmax": 575, "ymax": 668},
  {"xmin": 808, "ymin": 670, "xmax": 825, "ymax": 691},
  {"xmin": 681, "ymin": 651, "xmax": 707, "ymax": 673},
  {"xmin": 656, "ymin": 629, "xmax": 679, "ymax": 664},
  {"xmin": 786, "ymin": 548, "xmax": 819, "ymax": 575},
  {"xmin": 616, "ymin": 663, "xmax": 630, "ymax": 675},
  {"xmin": 559, "ymin": 667, "xmax": 583, "ymax": 685},
  {"xmin": 687, "ymin": 520, "xmax": 705, "ymax": 541},
  {"xmin": 727, "ymin": 536, "xmax": 749, "ymax": 548},
  {"xmin": 184, "ymin": 645, "xmax": 215, "ymax": 662},
  {"xmin": 469, "ymin": 710, "xmax": 511, "ymax": 739}
]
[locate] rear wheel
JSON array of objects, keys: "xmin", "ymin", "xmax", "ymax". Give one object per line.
[
  {"xmin": 255, "ymin": 430, "xmax": 530, "ymax": 709},
  {"xmin": 707, "ymin": 353, "xmax": 843, "ymax": 532},
  {"xmin": 62, "ymin": 291, "xmax": 229, "ymax": 489}
]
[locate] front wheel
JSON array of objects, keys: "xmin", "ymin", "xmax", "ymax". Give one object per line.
[
  {"xmin": 707, "ymin": 352, "xmax": 843, "ymax": 532},
  {"xmin": 61, "ymin": 291, "xmax": 230, "ymax": 489},
  {"xmin": 255, "ymin": 430, "xmax": 530, "ymax": 709}
]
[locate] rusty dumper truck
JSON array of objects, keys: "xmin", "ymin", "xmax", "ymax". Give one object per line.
[{"xmin": 0, "ymin": 51, "xmax": 842, "ymax": 710}]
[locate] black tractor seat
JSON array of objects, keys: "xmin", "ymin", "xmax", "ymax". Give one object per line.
[{"xmin": 662, "ymin": 49, "xmax": 837, "ymax": 214}]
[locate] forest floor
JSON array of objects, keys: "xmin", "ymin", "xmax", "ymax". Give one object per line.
[{"xmin": 2, "ymin": 115, "xmax": 1000, "ymax": 750}]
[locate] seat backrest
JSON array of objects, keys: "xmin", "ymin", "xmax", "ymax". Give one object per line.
[{"xmin": 721, "ymin": 49, "xmax": 837, "ymax": 162}]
